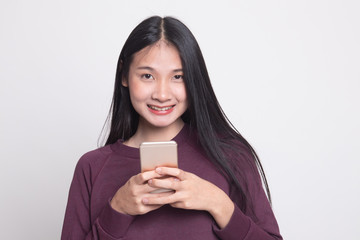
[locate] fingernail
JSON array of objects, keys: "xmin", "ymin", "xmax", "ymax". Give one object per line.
[
  {"xmin": 148, "ymin": 179, "xmax": 152, "ymax": 184},
  {"xmin": 142, "ymin": 198, "xmax": 148, "ymax": 204},
  {"xmin": 156, "ymin": 168, "xmax": 162, "ymax": 174}
]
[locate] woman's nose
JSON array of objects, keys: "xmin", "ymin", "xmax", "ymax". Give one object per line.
[{"xmin": 152, "ymin": 80, "xmax": 171, "ymax": 102}]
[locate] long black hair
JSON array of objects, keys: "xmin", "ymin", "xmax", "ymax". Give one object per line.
[{"xmin": 104, "ymin": 16, "xmax": 271, "ymax": 213}]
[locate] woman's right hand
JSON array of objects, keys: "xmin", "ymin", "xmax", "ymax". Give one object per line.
[{"xmin": 110, "ymin": 170, "xmax": 173, "ymax": 215}]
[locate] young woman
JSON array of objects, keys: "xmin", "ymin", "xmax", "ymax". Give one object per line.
[{"xmin": 61, "ymin": 16, "xmax": 282, "ymax": 240}]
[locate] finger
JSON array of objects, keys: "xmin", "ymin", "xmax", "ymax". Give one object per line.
[
  {"xmin": 155, "ymin": 167, "xmax": 186, "ymax": 180},
  {"xmin": 148, "ymin": 177, "xmax": 180, "ymax": 191},
  {"xmin": 142, "ymin": 191, "xmax": 178, "ymax": 205},
  {"xmin": 169, "ymin": 201, "xmax": 192, "ymax": 209},
  {"xmin": 133, "ymin": 170, "xmax": 162, "ymax": 185},
  {"xmin": 136, "ymin": 203, "xmax": 164, "ymax": 214},
  {"xmin": 141, "ymin": 181, "xmax": 167, "ymax": 193}
]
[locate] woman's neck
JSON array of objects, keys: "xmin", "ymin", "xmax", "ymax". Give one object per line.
[{"xmin": 123, "ymin": 119, "xmax": 184, "ymax": 148}]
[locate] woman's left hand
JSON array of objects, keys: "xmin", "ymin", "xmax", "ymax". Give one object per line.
[{"xmin": 143, "ymin": 167, "xmax": 235, "ymax": 229}]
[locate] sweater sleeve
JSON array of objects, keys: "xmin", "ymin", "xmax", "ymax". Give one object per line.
[
  {"xmin": 61, "ymin": 155, "xmax": 135, "ymax": 240},
  {"xmin": 213, "ymin": 146, "xmax": 282, "ymax": 240},
  {"xmin": 213, "ymin": 202, "xmax": 282, "ymax": 240}
]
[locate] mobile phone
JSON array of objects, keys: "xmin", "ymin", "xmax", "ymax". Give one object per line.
[
  {"xmin": 140, "ymin": 141, "xmax": 178, "ymax": 193},
  {"xmin": 140, "ymin": 141, "xmax": 178, "ymax": 172}
]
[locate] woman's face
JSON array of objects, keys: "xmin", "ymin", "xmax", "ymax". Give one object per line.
[{"xmin": 123, "ymin": 40, "xmax": 188, "ymax": 131}]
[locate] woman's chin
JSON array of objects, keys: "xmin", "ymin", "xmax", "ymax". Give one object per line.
[{"xmin": 141, "ymin": 117, "xmax": 183, "ymax": 130}]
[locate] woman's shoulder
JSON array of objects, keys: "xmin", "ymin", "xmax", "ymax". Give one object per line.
[
  {"xmin": 74, "ymin": 144, "xmax": 115, "ymax": 176},
  {"xmin": 79, "ymin": 144, "xmax": 113, "ymax": 163},
  {"xmin": 223, "ymin": 138, "xmax": 261, "ymax": 182},
  {"xmin": 223, "ymin": 138, "xmax": 255, "ymax": 162}
]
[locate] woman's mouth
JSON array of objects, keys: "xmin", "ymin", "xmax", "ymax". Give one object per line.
[{"xmin": 147, "ymin": 105, "xmax": 175, "ymax": 115}]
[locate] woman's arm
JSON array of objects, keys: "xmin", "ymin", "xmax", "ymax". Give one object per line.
[
  {"xmin": 144, "ymin": 167, "xmax": 235, "ymax": 228},
  {"xmin": 61, "ymin": 158, "xmax": 132, "ymax": 240},
  {"xmin": 61, "ymin": 158, "xmax": 168, "ymax": 240},
  {"xmin": 144, "ymin": 167, "xmax": 282, "ymax": 240}
]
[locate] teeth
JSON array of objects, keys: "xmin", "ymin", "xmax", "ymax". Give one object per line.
[{"xmin": 149, "ymin": 105, "xmax": 173, "ymax": 111}]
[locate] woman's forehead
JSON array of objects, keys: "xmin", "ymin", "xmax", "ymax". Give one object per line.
[{"xmin": 131, "ymin": 41, "xmax": 182, "ymax": 70}]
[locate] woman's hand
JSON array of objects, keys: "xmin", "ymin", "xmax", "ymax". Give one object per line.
[
  {"xmin": 143, "ymin": 167, "xmax": 235, "ymax": 229},
  {"xmin": 110, "ymin": 170, "xmax": 173, "ymax": 215}
]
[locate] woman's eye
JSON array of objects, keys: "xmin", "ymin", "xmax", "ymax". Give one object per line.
[
  {"xmin": 173, "ymin": 75, "xmax": 183, "ymax": 80},
  {"xmin": 141, "ymin": 74, "xmax": 153, "ymax": 79}
]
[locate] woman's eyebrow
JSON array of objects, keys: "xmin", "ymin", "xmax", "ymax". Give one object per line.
[
  {"xmin": 136, "ymin": 66, "xmax": 154, "ymax": 71},
  {"xmin": 136, "ymin": 66, "xmax": 183, "ymax": 73}
]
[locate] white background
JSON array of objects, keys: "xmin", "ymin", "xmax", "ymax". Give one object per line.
[{"xmin": 1, "ymin": 0, "xmax": 359, "ymax": 239}]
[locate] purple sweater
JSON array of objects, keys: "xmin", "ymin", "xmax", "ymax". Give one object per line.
[{"xmin": 61, "ymin": 125, "xmax": 282, "ymax": 239}]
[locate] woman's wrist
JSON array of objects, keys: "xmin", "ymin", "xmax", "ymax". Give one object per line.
[
  {"xmin": 208, "ymin": 191, "xmax": 235, "ymax": 229},
  {"xmin": 110, "ymin": 196, "xmax": 126, "ymax": 214}
]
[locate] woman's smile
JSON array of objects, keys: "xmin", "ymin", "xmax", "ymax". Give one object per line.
[{"xmin": 148, "ymin": 104, "xmax": 175, "ymax": 115}]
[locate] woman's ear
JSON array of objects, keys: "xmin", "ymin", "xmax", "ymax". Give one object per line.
[{"xmin": 122, "ymin": 77, "xmax": 128, "ymax": 87}]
